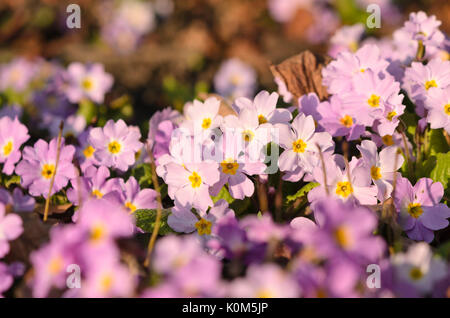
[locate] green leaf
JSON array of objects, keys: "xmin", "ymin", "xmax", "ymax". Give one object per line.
[
  {"xmin": 212, "ymin": 186, "xmax": 234, "ymax": 204},
  {"xmin": 429, "ymin": 152, "xmax": 450, "ymax": 190},
  {"xmin": 436, "ymin": 241, "xmax": 450, "ymax": 261},
  {"xmin": 4, "ymin": 175, "xmax": 20, "ymax": 188},
  {"xmin": 77, "ymin": 99, "xmax": 97, "ymax": 123},
  {"xmin": 427, "ymin": 128, "xmax": 448, "ymax": 157},
  {"xmin": 286, "ymin": 182, "xmax": 319, "ymax": 204},
  {"xmin": 131, "ymin": 163, "xmax": 153, "ymax": 188},
  {"xmin": 134, "ymin": 209, "xmax": 174, "ymax": 235}
]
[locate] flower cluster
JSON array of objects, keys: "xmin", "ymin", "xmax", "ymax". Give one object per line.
[{"xmin": 0, "ymin": 10, "xmax": 448, "ymax": 299}]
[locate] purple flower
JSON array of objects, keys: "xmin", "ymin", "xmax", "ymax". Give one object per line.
[
  {"xmin": 66, "ymin": 165, "xmax": 121, "ymax": 207},
  {"xmin": 168, "ymin": 199, "xmax": 235, "ymax": 238},
  {"xmin": 0, "ymin": 203, "xmax": 23, "ymax": 258},
  {"xmin": 0, "ymin": 58, "xmax": 37, "ymax": 92},
  {"xmin": 15, "ymin": 138, "xmax": 76, "ymax": 198},
  {"xmin": 227, "ymin": 264, "xmax": 300, "ymax": 297},
  {"xmin": 148, "ymin": 107, "xmax": 181, "ymax": 159},
  {"xmin": 402, "ymin": 11, "xmax": 445, "ymax": 48},
  {"xmin": 310, "ymin": 199, "xmax": 385, "ymax": 264},
  {"xmin": 0, "ymin": 262, "xmax": 14, "ymax": 297},
  {"xmin": 317, "ymin": 95, "xmax": 365, "ymax": 141},
  {"xmin": 234, "ymin": 91, "xmax": 292, "ymax": 125},
  {"xmin": 88, "ymin": 119, "xmax": 143, "ymax": 171},
  {"xmin": 308, "ymin": 155, "xmax": 378, "ymax": 206},
  {"xmin": 118, "ymin": 176, "xmax": 157, "ymax": 214},
  {"xmin": 357, "ymin": 140, "xmax": 404, "ymax": 201},
  {"xmin": 278, "ymin": 113, "xmax": 334, "ymax": 176},
  {"xmin": 0, "ymin": 188, "xmax": 35, "ymax": 213},
  {"xmin": 0, "ymin": 116, "xmax": 29, "ymax": 175},
  {"xmin": 65, "ymin": 62, "xmax": 114, "ymax": 104},
  {"xmin": 214, "ymin": 58, "xmax": 256, "ymax": 99},
  {"xmin": 424, "ymin": 86, "xmax": 450, "ymax": 133},
  {"xmin": 328, "ymin": 24, "xmax": 365, "ymax": 58},
  {"xmin": 394, "ymin": 177, "xmax": 450, "ymax": 243},
  {"xmin": 77, "ymin": 198, "xmax": 134, "ymax": 246}
]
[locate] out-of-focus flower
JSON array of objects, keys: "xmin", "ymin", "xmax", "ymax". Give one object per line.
[
  {"xmin": 0, "ymin": 58, "xmax": 37, "ymax": 92},
  {"xmin": 391, "ymin": 242, "xmax": 447, "ymax": 295},
  {"xmin": 402, "ymin": 11, "xmax": 445, "ymax": 49},
  {"xmin": 227, "ymin": 264, "xmax": 300, "ymax": 297},
  {"xmin": 394, "ymin": 177, "xmax": 450, "ymax": 243},
  {"xmin": 328, "ymin": 24, "xmax": 365, "ymax": 58},
  {"xmin": 0, "ymin": 203, "xmax": 23, "ymax": 258},
  {"xmin": 65, "ymin": 62, "xmax": 113, "ymax": 104},
  {"xmin": 118, "ymin": 176, "xmax": 157, "ymax": 214},
  {"xmin": 214, "ymin": 58, "xmax": 256, "ymax": 99},
  {"xmin": 0, "ymin": 188, "xmax": 35, "ymax": 213}
]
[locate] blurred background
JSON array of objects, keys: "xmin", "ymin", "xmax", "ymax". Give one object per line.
[{"xmin": 0, "ymin": 0, "xmax": 449, "ymax": 125}]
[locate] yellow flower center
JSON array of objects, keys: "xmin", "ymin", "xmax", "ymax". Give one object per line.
[
  {"xmin": 292, "ymin": 138, "xmax": 307, "ymax": 153},
  {"xmin": 335, "ymin": 181, "xmax": 353, "ymax": 198},
  {"xmin": 387, "ymin": 111, "xmax": 397, "ymax": 121},
  {"xmin": 407, "ymin": 202, "xmax": 424, "ymax": 219},
  {"xmin": 360, "ymin": 68, "xmax": 366, "ymax": 73},
  {"xmin": 409, "ymin": 267, "xmax": 424, "ymax": 281},
  {"xmin": 2, "ymin": 140, "xmax": 13, "ymax": 157},
  {"xmin": 90, "ymin": 224, "xmax": 106, "ymax": 242},
  {"xmin": 242, "ymin": 130, "xmax": 254, "ymax": 142},
  {"xmin": 339, "ymin": 115, "xmax": 353, "ymax": 128},
  {"xmin": 100, "ymin": 274, "xmax": 114, "ymax": 292},
  {"xmin": 444, "ymin": 104, "xmax": 450, "ymax": 115},
  {"xmin": 82, "ymin": 78, "xmax": 93, "ymax": 91},
  {"xmin": 47, "ymin": 256, "xmax": 63, "ymax": 275},
  {"xmin": 201, "ymin": 118, "xmax": 212, "ymax": 129},
  {"xmin": 370, "ymin": 166, "xmax": 382, "ymax": 180},
  {"xmin": 125, "ymin": 201, "xmax": 137, "ymax": 213},
  {"xmin": 91, "ymin": 189, "xmax": 103, "ymax": 198},
  {"xmin": 257, "ymin": 289, "xmax": 274, "ymax": 298},
  {"xmin": 221, "ymin": 158, "xmax": 239, "ymax": 175},
  {"xmin": 195, "ymin": 218, "xmax": 212, "ymax": 236},
  {"xmin": 424, "ymin": 79, "xmax": 437, "ymax": 90},
  {"xmin": 382, "ymin": 135, "xmax": 394, "ymax": 146},
  {"xmin": 189, "ymin": 171, "xmax": 202, "ymax": 188},
  {"xmin": 230, "ymin": 74, "xmax": 242, "ymax": 86},
  {"xmin": 333, "ymin": 226, "xmax": 352, "ymax": 248},
  {"xmin": 258, "ymin": 115, "xmax": 268, "ymax": 124},
  {"xmin": 41, "ymin": 163, "xmax": 55, "ymax": 180},
  {"xmin": 83, "ymin": 145, "xmax": 95, "ymax": 158},
  {"xmin": 108, "ymin": 140, "xmax": 121, "ymax": 154},
  {"xmin": 367, "ymin": 94, "xmax": 380, "ymax": 108}
]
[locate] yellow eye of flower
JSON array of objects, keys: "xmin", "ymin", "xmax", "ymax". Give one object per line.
[
  {"xmin": 409, "ymin": 267, "xmax": 424, "ymax": 281},
  {"xmin": 382, "ymin": 135, "xmax": 394, "ymax": 146},
  {"xmin": 424, "ymin": 79, "xmax": 437, "ymax": 90},
  {"xmin": 83, "ymin": 145, "xmax": 95, "ymax": 158},
  {"xmin": 125, "ymin": 201, "xmax": 137, "ymax": 213},
  {"xmin": 90, "ymin": 224, "xmax": 106, "ymax": 242},
  {"xmin": 82, "ymin": 78, "xmax": 93, "ymax": 91},
  {"xmin": 333, "ymin": 226, "xmax": 352, "ymax": 248},
  {"xmin": 221, "ymin": 159, "xmax": 239, "ymax": 175},
  {"xmin": 41, "ymin": 163, "xmax": 55, "ymax": 179},
  {"xmin": 339, "ymin": 115, "xmax": 353, "ymax": 128},
  {"xmin": 100, "ymin": 274, "xmax": 114, "ymax": 292},
  {"xmin": 335, "ymin": 181, "xmax": 353, "ymax": 198},
  {"xmin": 292, "ymin": 138, "xmax": 307, "ymax": 153},
  {"xmin": 444, "ymin": 104, "xmax": 450, "ymax": 115},
  {"xmin": 48, "ymin": 256, "xmax": 63, "ymax": 275},
  {"xmin": 201, "ymin": 118, "xmax": 212, "ymax": 129},
  {"xmin": 407, "ymin": 202, "xmax": 424, "ymax": 218},
  {"xmin": 258, "ymin": 115, "xmax": 268, "ymax": 124},
  {"xmin": 367, "ymin": 94, "xmax": 380, "ymax": 108},
  {"xmin": 371, "ymin": 166, "xmax": 382, "ymax": 180},
  {"xmin": 230, "ymin": 74, "xmax": 242, "ymax": 86},
  {"xmin": 189, "ymin": 171, "xmax": 202, "ymax": 188},
  {"xmin": 242, "ymin": 130, "xmax": 254, "ymax": 142},
  {"xmin": 91, "ymin": 189, "xmax": 103, "ymax": 198},
  {"xmin": 256, "ymin": 289, "xmax": 274, "ymax": 298},
  {"xmin": 387, "ymin": 111, "xmax": 397, "ymax": 121},
  {"xmin": 2, "ymin": 140, "xmax": 13, "ymax": 157},
  {"xmin": 108, "ymin": 141, "xmax": 121, "ymax": 154},
  {"xmin": 195, "ymin": 218, "xmax": 212, "ymax": 236}
]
